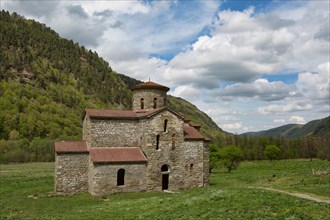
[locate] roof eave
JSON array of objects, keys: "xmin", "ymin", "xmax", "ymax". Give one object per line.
[
  {"xmin": 92, "ymin": 160, "xmax": 147, "ymax": 164},
  {"xmin": 89, "ymin": 116, "xmax": 139, "ymax": 120}
]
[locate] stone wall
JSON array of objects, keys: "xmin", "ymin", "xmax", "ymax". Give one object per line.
[
  {"xmin": 89, "ymin": 163, "xmax": 147, "ymax": 195},
  {"xmin": 85, "ymin": 119, "xmax": 141, "ymax": 147},
  {"xmin": 82, "ymin": 115, "xmax": 91, "ymax": 143},
  {"xmin": 203, "ymin": 142, "xmax": 210, "ymax": 186},
  {"xmin": 183, "ymin": 140, "xmax": 206, "ymax": 188},
  {"xmin": 139, "ymin": 110, "xmax": 193, "ymax": 191},
  {"xmin": 55, "ymin": 153, "xmax": 89, "ymax": 195},
  {"xmin": 132, "ymin": 89, "xmax": 167, "ymax": 111}
]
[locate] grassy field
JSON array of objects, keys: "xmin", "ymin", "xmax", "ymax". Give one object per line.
[{"xmin": 0, "ymin": 159, "xmax": 329, "ymax": 219}]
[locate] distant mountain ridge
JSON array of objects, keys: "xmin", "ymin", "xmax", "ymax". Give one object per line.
[{"xmin": 242, "ymin": 116, "xmax": 330, "ymax": 138}]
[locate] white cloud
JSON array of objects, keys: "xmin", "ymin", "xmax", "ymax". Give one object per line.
[
  {"xmin": 111, "ymin": 57, "xmax": 168, "ymax": 82},
  {"xmin": 257, "ymin": 102, "xmax": 313, "ymax": 115},
  {"xmin": 2, "ymin": 0, "xmax": 60, "ymax": 18},
  {"xmin": 290, "ymin": 115, "xmax": 306, "ymax": 124},
  {"xmin": 163, "ymin": 8, "xmax": 296, "ymax": 87},
  {"xmin": 222, "ymin": 122, "xmax": 243, "ymax": 131},
  {"xmin": 170, "ymin": 85, "xmax": 201, "ymax": 102},
  {"xmin": 218, "ymin": 79, "xmax": 296, "ymax": 101},
  {"xmin": 296, "ymin": 61, "xmax": 330, "ymax": 101},
  {"xmin": 274, "ymin": 119, "xmax": 286, "ymax": 124}
]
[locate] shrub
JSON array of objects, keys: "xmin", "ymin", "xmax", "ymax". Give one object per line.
[
  {"xmin": 219, "ymin": 145, "xmax": 244, "ymax": 173},
  {"xmin": 264, "ymin": 145, "xmax": 281, "ymax": 161}
]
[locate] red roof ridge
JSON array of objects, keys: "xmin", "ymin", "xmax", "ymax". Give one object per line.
[
  {"xmin": 84, "ymin": 107, "xmax": 187, "ymax": 121},
  {"xmin": 183, "ymin": 126, "xmax": 206, "ymax": 141},
  {"xmin": 131, "ymin": 81, "xmax": 170, "ymax": 92},
  {"xmin": 85, "ymin": 109, "xmax": 138, "ymax": 119},
  {"xmin": 55, "ymin": 140, "xmax": 88, "ymax": 153}
]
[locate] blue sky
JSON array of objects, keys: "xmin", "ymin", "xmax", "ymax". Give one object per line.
[{"xmin": 2, "ymin": 0, "xmax": 329, "ymax": 133}]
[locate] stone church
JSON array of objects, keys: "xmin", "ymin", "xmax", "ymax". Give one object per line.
[{"xmin": 54, "ymin": 81, "xmax": 209, "ymax": 195}]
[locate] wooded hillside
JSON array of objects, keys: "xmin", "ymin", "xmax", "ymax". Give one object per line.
[
  {"xmin": 1, "ymin": 11, "xmax": 328, "ymax": 163},
  {"xmin": 0, "ymin": 11, "xmax": 224, "ymax": 163}
]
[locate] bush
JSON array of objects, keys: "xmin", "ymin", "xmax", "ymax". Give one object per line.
[
  {"xmin": 219, "ymin": 145, "xmax": 244, "ymax": 173},
  {"xmin": 264, "ymin": 145, "xmax": 281, "ymax": 161}
]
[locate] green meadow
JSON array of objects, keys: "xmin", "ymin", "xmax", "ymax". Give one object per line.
[{"xmin": 1, "ymin": 159, "xmax": 329, "ymax": 219}]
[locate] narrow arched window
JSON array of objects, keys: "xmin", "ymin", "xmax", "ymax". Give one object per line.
[
  {"xmin": 117, "ymin": 169, "xmax": 125, "ymax": 186},
  {"xmin": 164, "ymin": 119, "xmax": 168, "ymax": 132},
  {"xmin": 190, "ymin": 164, "xmax": 194, "ymax": 172},
  {"xmin": 141, "ymin": 98, "xmax": 144, "ymax": 109},
  {"xmin": 171, "ymin": 134, "xmax": 175, "ymax": 150},
  {"xmin": 161, "ymin": 164, "xmax": 168, "ymax": 172},
  {"xmin": 156, "ymin": 134, "xmax": 160, "ymax": 150},
  {"xmin": 153, "ymin": 98, "xmax": 157, "ymax": 109}
]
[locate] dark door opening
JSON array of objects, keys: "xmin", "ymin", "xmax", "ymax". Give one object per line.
[{"xmin": 162, "ymin": 174, "xmax": 169, "ymax": 190}]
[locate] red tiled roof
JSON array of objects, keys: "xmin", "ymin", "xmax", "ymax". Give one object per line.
[
  {"xmin": 85, "ymin": 107, "xmax": 186, "ymax": 121},
  {"xmin": 177, "ymin": 112, "xmax": 190, "ymax": 122},
  {"xmin": 189, "ymin": 122, "xmax": 201, "ymax": 129},
  {"xmin": 184, "ymin": 126, "xmax": 206, "ymax": 141},
  {"xmin": 138, "ymin": 107, "xmax": 166, "ymax": 118},
  {"xmin": 85, "ymin": 109, "xmax": 139, "ymax": 119},
  {"xmin": 55, "ymin": 141, "xmax": 88, "ymax": 153},
  {"xmin": 131, "ymin": 81, "xmax": 170, "ymax": 92},
  {"xmin": 90, "ymin": 147, "xmax": 147, "ymax": 163}
]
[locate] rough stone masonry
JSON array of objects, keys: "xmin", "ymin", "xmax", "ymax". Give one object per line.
[{"xmin": 54, "ymin": 81, "xmax": 209, "ymax": 195}]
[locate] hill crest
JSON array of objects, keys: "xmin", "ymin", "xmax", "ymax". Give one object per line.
[{"xmin": 241, "ymin": 116, "xmax": 329, "ymax": 138}]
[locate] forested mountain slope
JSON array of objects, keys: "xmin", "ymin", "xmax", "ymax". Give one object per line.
[
  {"xmin": 242, "ymin": 116, "xmax": 330, "ymax": 138},
  {"xmin": 0, "ymin": 11, "xmax": 225, "ymax": 162}
]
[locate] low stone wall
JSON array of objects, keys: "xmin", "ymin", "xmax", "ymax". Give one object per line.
[
  {"xmin": 89, "ymin": 163, "xmax": 147, "ymax": 195},
  {"xmin": 55, "ymin": 153, "xmax": 89, "ymax": 195}
]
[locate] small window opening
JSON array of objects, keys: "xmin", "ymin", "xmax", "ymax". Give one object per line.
[
  {"xmin": 190, "ymin": 164, "xmax": 194, "ymax": 172},
  {"xmin": 141, "ymin": 98, "xmax": 144, "ymax": 109},
  {"xmin": 161, "ymin": 164, "xmax": 168, "ymax": 172},
  {"xmin": 156, "ymin": 134, "xmax": 160, "ymax": 150},
  {"xmin": 164, "ymin": 119, "xmax": 168, "ymax": 132},
  {"xmin": 153, "ymin": 98, "xmax": 157, "ymax": 109},
  {"xmin": 117, "ymin": 169, "xmax": 125, "ymax": 186},
  {"xmin": 171, "ymin": 134, "xmax": 176, "ymax": 150}
]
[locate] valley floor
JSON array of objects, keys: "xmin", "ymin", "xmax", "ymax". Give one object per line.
[{"xmin": 1, "ymin": 159, "xmax": 329, "ymax": 219}]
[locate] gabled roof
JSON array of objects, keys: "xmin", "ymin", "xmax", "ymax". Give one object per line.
[
  {"xmin": 183, "ymin": 126, "xmax": 206, "ymax": 141},
  {"xmin": 131, "ymin": 81, "xmax": 170, "ymax": 92},
  {"xmin": 54, "ymin": 141, "xmax": 88, "ymax": 153},
  {"xmin": 90, "ymin": 147, "xmax": 147, "ymax": 163},
  {"xmin": 85, "ymin": 107, "xmax": 188, "ymax": 121},
  {"xmin": 85, "ymin": 109, "xmax": 139, "ymax": 120},
  {"xmin": 189, "ymin": 122, "xmax": 201, "ymax": 130}
]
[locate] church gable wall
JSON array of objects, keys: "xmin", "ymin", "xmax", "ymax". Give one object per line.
[
  {"xmin": 87, "ymin": 119, "xmax": 141, "ymax": 147},
  {"xmin": 139, "ymin": 110, "xmax": 187, "ymax": 191},
  {"xmin": 89, "ymin": 163, "xmax": 147, "ymax": 195},
  {"xmin": 55, "ymin": 153, "xmax": 89, "ymax": 195}
]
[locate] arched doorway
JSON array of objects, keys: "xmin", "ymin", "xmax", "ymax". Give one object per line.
[
  {"xmin": 161, "ymin": 164, "xmax": 169, "ymax": 190},
  {"xmin": 117, "ymin": 169, "xmax": 125, "ymax": 186}
]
